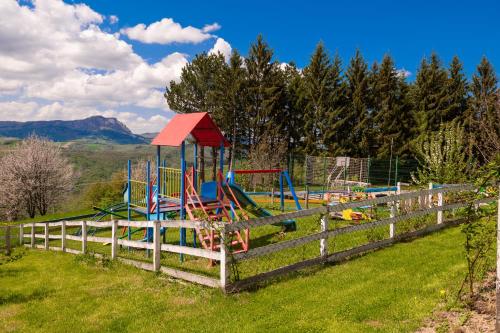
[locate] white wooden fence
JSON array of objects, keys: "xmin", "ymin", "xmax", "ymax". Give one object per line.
[{"xmin": 16, "ymin": 184, "xmax": 498, "ymax": 292}]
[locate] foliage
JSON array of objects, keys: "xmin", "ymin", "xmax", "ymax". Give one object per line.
[
  {"xmin": 82, "ymin": 170, "xmax": 125, "ymax": 208},
  {"xmin": 458, "ymin": 157, "xmax": 500, "ymax": 301},
  {"xmin": 0, "ymin": 135, "xmax": 74, "ymax": 220},
  {"xmin": 411, "ymin": 121, "xmax": 473, "ymax": 184},
  {"xmin": 165, "ymin": 36, "xmax": 498, "ymax": 163}
]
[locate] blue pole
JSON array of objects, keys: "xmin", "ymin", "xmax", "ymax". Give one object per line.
[
  {"xmin": 279, "ymin": 171, "xmax": 284, "ymax": 212},
  {"xmin": 229, "ymin": 170, "xmax": 235, "ymax": 219},
  {"xmin": 193, "ymin": 143, "xmax": 198, "ymax": 191},
  {"xmin": 156, "ymin": 146, "xmax": 161, "ymax": 220},
  {"xmin": 284, "ymin": 170, "xmax": 302, "ymax": 210},
  {"xmin": 193, "ymin": 143, "xmax": 198, "ymax": 247},
  {"xmin": 219, "ymin": 141, "xmax": 225, "ymax": 176},
  {"xmin": 180, "ymin": 141, "xmax": 186, "ymax": 261},
  {"xmin": 146, "ymin": 160, "xmax": 151, "ymax": 257}
]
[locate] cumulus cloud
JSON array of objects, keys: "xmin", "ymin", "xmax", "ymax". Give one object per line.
[
  {"xmin": 0, "ymin": 0, "xmax": 204, "ymax": 132},
  {"xmin": 209, "ymin": 38, "xmax": 232, "ymax": 62},
  {"xmin": 121, "ymin": 18, "xmax": 219, "ymax": 45}
]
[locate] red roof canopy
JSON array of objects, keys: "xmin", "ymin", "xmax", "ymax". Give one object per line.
[{"xmin": 151, "ymin": 112, "xmax": 230, "ymax": 147}]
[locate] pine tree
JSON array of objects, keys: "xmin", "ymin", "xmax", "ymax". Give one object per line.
[
  {"xmin": 301, "ymin": 42, "xmax": 336, "ymax": 154},
  {"xmin": 411, "ymin": 53, "xmax": 449, "ymax": 135},
  {"xmin": 443, "ymin": 56, "xmax": 468, "ymax": 123},
  {"xmin": 345, "ymin": 50, "xmax": 371, "ymax": 156},
  {"xmin": 468, "ymin": 57, "xmax": 499, "ymax": 160},
  {"xmin": 372, "ymin": 55, "xmax": 414, "ymax": 157},
  {"xmin": 244, "ymin": 35, "xmax": 287, "ymax": 148},
  {"xmin": 282, "ymin": 62, "xmax": 305, "ymax": 155}
]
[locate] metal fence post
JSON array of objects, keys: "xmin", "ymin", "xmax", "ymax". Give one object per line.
[
  {"xmin": 111, "ymin": 220, "xmax": 118, "ymax": 259},
  {"xmin": 81, "ymin": 221, "xmax": 87, "ymax": 253},
  {"xmin": 320, "ymin": 214, "xmax": 329, "ymax": 257},
  {"xmin": 153, "ymin": 221, "xmax": 161, "ymax": 271}
]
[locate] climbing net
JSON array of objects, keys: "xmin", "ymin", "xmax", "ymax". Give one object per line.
[{"xmin": 305, "ymin": 155, "xmax": 369, "ymax": 190}]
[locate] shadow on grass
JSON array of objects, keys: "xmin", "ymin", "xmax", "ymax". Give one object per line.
[{"xmin": 0, "ymin": 287, "xmax": 54, "ymax": 305}]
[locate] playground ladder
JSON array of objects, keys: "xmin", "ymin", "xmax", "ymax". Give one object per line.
[{"xmin": 184, "ymin": 168, "xmax": 249, "ymax": 261}]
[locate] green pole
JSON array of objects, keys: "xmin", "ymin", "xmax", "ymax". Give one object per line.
[
  {"xmin": 322, "ymin": 156, "xmax": 327, "ymax": 193},
  {"xmin": 394, "ymin": 156, "xmax": 399, "ymax": 186}
]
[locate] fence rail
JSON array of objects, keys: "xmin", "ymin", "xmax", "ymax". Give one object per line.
[{"xmin": 7, "ymin": 184, "xmax": 498, "ymax": 292}]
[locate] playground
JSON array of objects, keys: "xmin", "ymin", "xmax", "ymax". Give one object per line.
[{"xmin": 6, "ymin": 112, "xmax": 496, "ymax": 291}]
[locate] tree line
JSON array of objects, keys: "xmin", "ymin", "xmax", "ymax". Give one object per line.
[{"xmin": 165, "ymin": 35, "xmax": 499, "ymax": 166}]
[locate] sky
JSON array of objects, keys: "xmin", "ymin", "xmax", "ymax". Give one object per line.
[{"xmin": 0, "ymin": 0, "xmax": 499, "ymax": 133}]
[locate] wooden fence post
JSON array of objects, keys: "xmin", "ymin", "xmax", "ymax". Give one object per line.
[
  {"xmin": 428, "ymin": 182, "xmax": 433, "ymax": 208},
  {"xmin": 19, "ymin": 224, "xmax": 23, "ymax": 246},
  {"xmin": 44, "ymin": 223, "xmax": 49, "ymax": 250},
  {"xmin": 220, "ymin": 225, "xmax": 228, "ymax": 292},
  {"xmin": 111, "ymin": 220, "xmax": 118, "ymax": 259},
  {"xmin": 61, "ymin": 221, "xmax": 66, "ymax": 252},
  {"xmin": 30, "ymin": 223, "xmax": 35, "ymax": 248},
  {"xmin": 5, "ymin": 226, "xmax": 11, "ymax": 256},
  {"xmin": 320, "ymin": 214, "xmax": 329, "ymax": 257},
  {"xmin": 81, "ymin": 221, "xmax": 87, "ymax": 253},
  {"xmin": 153, "ymin": 221, "xmax": 161, "ymax": 271},
  {"xmin": 437, "ymin": 189, "xmax": 443, "ymax": 224},
  {"xmin": 390, "ymin": 200, "xmax": 396, "ymax": 238}
]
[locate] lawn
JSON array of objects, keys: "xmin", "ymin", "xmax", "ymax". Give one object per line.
[{"xmin": 0, "ymin": 225, "xmax": 476, "ymax": 333}]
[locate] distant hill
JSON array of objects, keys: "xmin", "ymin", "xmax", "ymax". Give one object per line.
[
  {"xmin": 0, "ymin": 116, "xmax": 148, "ymax": 144},
  {"xmin": 139, "ymin": 132, "xmax": 159, "ymax": 139}
]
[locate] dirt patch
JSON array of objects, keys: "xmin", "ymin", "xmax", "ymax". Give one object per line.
[{"xmin": 417, "ymin": 272, "xmax": 496, "ymax": 333}]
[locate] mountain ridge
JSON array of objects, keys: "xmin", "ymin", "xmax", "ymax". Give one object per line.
[{"xmin": 0, "ymin": 116, "xmax": 148, "ymax": 144}]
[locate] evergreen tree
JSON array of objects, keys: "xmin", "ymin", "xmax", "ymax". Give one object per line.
[
  {"xmin": 443, "ymin": 56, "xmax": 468, "ymax": 123},
  {"xmin": 345, "ymin": 50, "xmax": 371, "ymax": 156},
  {"xmin": 469, "ymin": 56, "xmax": 498, "ymax": 125},
  {"xmin": 282, "ymin": 62, "xmax": 306, "ymax": 155},
  {"xmin": 301, "ymin": 42, "xmax": 336, "ymax": 154},
  {"xmin": 244, "ymin": 35, "xmax": 287, "ymax": 148},
  {"xmin": 468, "ymin": 57, "xmax": 499, "ymax": 159},
  {"xmin": 372, "ymin": 55, "xmax": 414, "ymax": 157},
  {"xmin": 411, "ymin": 53, "xmax": 449, "ymax": 135}
]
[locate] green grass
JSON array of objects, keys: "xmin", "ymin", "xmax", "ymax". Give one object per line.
[{"xmin": 0, "ymin": 226, "xmax": 480, "ymax": 333}]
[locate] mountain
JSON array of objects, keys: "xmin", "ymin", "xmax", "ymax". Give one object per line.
[
  {"xmin": 0, "ymin": 116, "xmax": 148, "ymax": 144},
  {"xmin": 139, "ymin": 132, "xmax": 159, "ymax": 139}
]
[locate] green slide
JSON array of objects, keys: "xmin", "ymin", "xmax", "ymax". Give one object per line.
[{"xmin": 225, "ymin": 183, "xmax": 296, "ymax": 231}]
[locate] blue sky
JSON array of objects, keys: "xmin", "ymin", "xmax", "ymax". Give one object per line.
[
  {"xmin": 0, "ymin": 0, "xmax": 498, "ymax": 133},
  {"xmin": 82, "ymin": 0, "xmax": 500, "ymax": 76}
]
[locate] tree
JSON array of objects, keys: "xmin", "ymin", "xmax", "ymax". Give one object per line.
[
  {"xmin": 244, "ymin": 35, "xmax": 287, "ymax": 149},
  {"xmin": 372, "ymin": 54, "xmax": 414, "ymax": 157},
  {"xmin": 412, "ymin": 53, "xmax": 449, "ymax": 135},
  {"xmin": 301, "ymin": 43, "xmax": 345, "ymax": 155},
  {"xmin": 0, "ymin": 135, "xmax": 74, "ymax": 220},
  {"xmin": 165, "ymin": 52, "xmax": 227, "ymax": 180},
  {"xmin": 468, "ymin": 57, "xmax": 499, "ymax": 161},
  {"xmin": 411, "ymin": 121, "xmax": 473, "ymax": 184},
  {"xmin": 213, "ymin": 49, "xmax": 247, "ymax": 168},
  {"xmin": 443, "ymin": 56, "xmax": 468, "ymax": 123},
  {"xmin": 345, "ymin": 50, "xmax": 371, "ymax": 156}
]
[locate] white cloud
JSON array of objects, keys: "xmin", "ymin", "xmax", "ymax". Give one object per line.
[
  {"xmin": 0, "ymin": 0, "xmax": 228, "ymax": 133},
  {"xmin": 209, "ymin": 38, "xmax": 232, "ymax": 62},
  {"xmin": 396, "ymin": 68, "xmax": 412, "ymax": 78},
  {"xmin": 121, "ymin": 18, "xmax": 218, "ymax": 45},
  {"xmin": 202, "ymin": 23, "xmax": 221, "ymax": 33}
]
